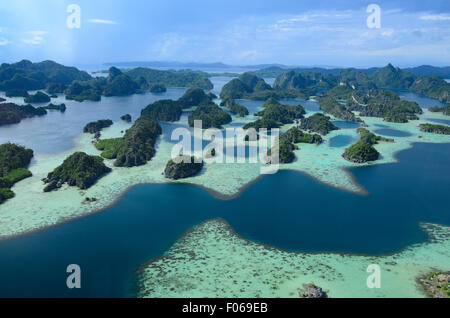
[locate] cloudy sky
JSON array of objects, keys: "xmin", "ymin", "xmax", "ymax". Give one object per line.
[{"xmin": 0, "ymin": 0, "xmax": 449, "ymax": 68}]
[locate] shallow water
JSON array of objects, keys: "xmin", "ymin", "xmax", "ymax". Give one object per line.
[{"xmin": 329, "ymin": 135, "xmax": 355, "ymax": 147}]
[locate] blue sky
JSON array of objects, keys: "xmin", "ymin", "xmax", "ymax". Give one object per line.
[{"xmin": 0, "ymin": 0, "xmax": 449, "ymax": 68}]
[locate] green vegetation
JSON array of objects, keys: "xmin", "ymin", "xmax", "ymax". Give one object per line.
[
  {"xmin": 24, "ymin": 91, "xmax": 51, "ymax": 103},
  {"xmin": 429, "ymin": 105, "xmax": 450, "ymax": 116},
  {"xmin": 103, "ymin": 67, "xmax": 138, "ymax": 96},
  {"xmin": 283, "ymin": 127, "xmax": 323, "ymax": 144},
  {"xmin": 342, "ymin": 141, "xmax": 380, "ymax": 163},
  {"xmin": 273, "ymin": 70, "xmax": 337, "ymax": 92},
  {"xmin": 0, "ymin": 102, "xmax": 48, "ymax": 126},
  {"xmin": 420, "ymin": 271, "xmax": 450, "ymax": 298},
  {"xmin": 244, "ymin": 98, "xmax": 305, "ymax": 130},
  {"xmin": 164, "ymin": 155, "xmax": 203, "ymax": 179},
  {"xmin": 318, "ymin": 96, "xmax": 360, "ymax": 122},
  {"xmin": 43, "ymin": 152, "xmax": 111, "ymax": 192},
  {"xmin": 220, "ymin": 73, "xmax": 275, "ymax": 100},
  {"xmin": 220, "ymin": 98, "xmax": 249, "ymax": 117},
  {"xmin": 125, "ymin": 67, "xmax": 213, "ymax": 90},
  {"xmin": 5, "ymin": 88, "xmax": 29, "ymax": 97},
  {"xmin": 113, "ymin": 117, "xmax": 162, "ymax": 167},
  {"xmin": 42, "ymin": 103, "xmax": 66, "ymax": 112},
  {"xmin": 357, "ymin": 128, "xmax": 393, "ymax": 145},
  {"xmin": 95, "ymin": 138, "xmax": 123, "ymax": 159},
  {"xmin": 369, "ymin": 63, "xmax": 416, "ymax": 89},
  {"xmin": 141, "ymin": 99, "xmax": 182, "ymax": 122},
  {"xmin": 299, "ymin": 113, "xmax": 339, "ymax": 135},
  {"xmin": 83, "ymin": 119, "xmax": 113, "ymax": 134},
  {"xmin": 45, "ymin": 83, "xmax": 67, "ymax": 94},
  {"xmin": 347, "ymin": 89, "xmax": 422, "ymax": 123},
  {"xmin": 177, "ymin": 88, "xmax": 212, "ymax": 108},
  {"xmin": 188, "ymin": 103, "xmax": 232, "ymax": 129},
  {"xmin": 149, "ymin": 84, "xmax": 167, "ymax": 93},
  {"xmin": 419, "ymin": 123, "xmax": 450, "ymax": 135},
  {"xmin": 64, "ymin": 79, "xmax": 102, "ymax": 102},
  {"xmin": 0, "ymin": 59, "xmax": 91, "ymax": 91},
  {"xmin": 121, "ymin": 114, "xmax": 132, "ymax": 122},
  {"xmin": 0, "ymin": 143, "xmax": 33, "ymax": 204},
  {"xmin": 410, "ymin": 75, "xmax": 450, "ymax": 103}
]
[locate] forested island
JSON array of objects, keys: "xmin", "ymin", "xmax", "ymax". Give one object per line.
[
  {"xmin": 83, "ymin": 119, "xmax": 113, "ymax": 134},
  {"xmin": 141, "ymin": 100, "xmax": 182, "ymax": 122},
  {"xmin": 188, "ymin": 103, "xmax": 232, "ymax": 129},
  {"xmin": 341, "ymin": 128, "xmax": 392, "ymax": 163},
  {"xmin": 299, "ymin": 113, "xmax": 339, "ymax": 135},
  {"xmin": 244, "ymin": 98, "xmax": 305, "ymax": 130},
  {"xmin": 95, "ymin": 117, "xmax": 162, "ymax": 167},
  {"xmin": 220, "ymin": 98, "xmax": 249, "ymax": 117},
  {"xmin": 0, "ymin": 143, "xmax": 34, "ymax": 204},
  {"xmin": 0, "ymin": 102, "xmax": 47, "ymax": 126},
  {"xmin": 24, "ymin": 91, "xmax": 51, "ymax": 103},
  {"xmin": 419, "ymin": 123, "xmax": 450, "ymax": 135},
  {"xmin": 429, "ymin": 105, "xmax": 450, "ymax": 116},
  {"xmin": 43, "ymin": 152, "xmax": 111, "ymax": 192},
  {"xmin": 164, "ymin": 156, "xmax": 203, "ymax": 179}
]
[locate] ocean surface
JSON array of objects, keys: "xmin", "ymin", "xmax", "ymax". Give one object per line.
[{"xmin": 0, "ymin": 77, "xmax": 449, "ymax": 297}]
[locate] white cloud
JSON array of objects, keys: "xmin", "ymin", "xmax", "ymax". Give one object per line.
[
  {"xmin": 88, "ymin": 19, "xmax": 117, "ymax": 25},
  {"xmin": 420, "ymin": 14, "xmax": 450, "ymax": 21},
  {"xmin": 0, "ymin": 37, "xmax": 9, "ymax": 45},
  {"xmin": 22, "ymin": 30, "xmax": 47, "ymax": 45}
]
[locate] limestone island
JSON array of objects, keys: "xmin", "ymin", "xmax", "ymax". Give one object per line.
[
  {"xmin": 164, "ymin": 155, "xmax": 204, "ymax": 180},
  {"xmin": 0, "ymin": 143, "xmax": 34, "ymax": 204},
  {"xmin": 42, "ymin": 152, "xmax": 111, "ymax": 192},
  {"xmin": 419, "ymin": 123, "xmax": 450, "ymax": 135}
]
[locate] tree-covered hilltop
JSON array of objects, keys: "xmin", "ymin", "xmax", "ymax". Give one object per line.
[
  {"xmin": 121, "ymin": 114, "xmax": 132, "ymax": 122},
  {"xmin": 42, "ymin": 103, "xmax": 66, "ymax": 112},
  {"xmin": 64, "ymin": 79, "xmax": 103, "ymax": 102},
  {"xmin": 243, "ymin": 98, "xmax": 305, "ymax": 130},
  {"xmin": 5, "ymin": 88, "xmax": 29, "ymax": 97},
  {"xmin": 0, "ymin": 102, "xmax": 47, "ymax": 126},
  {"xmin": 357, "ymin": 128, "xmax": 394, "ymax": 145},
  {"xmin": 338, "ymin": 69, "xmax": 377, "ymax": 90},
  {"xmin": 45, "ymin": 83, "xmax": 67, "ymax": 94},
  {"xmin": 0, "ymin": 60, "xmax": 91, "ymax": 91},
  {"xmin": 342, "ymin": 141, "xmax": 380, "ymax": 163},
  {"xmin": 220, "ymin": 73, "xmax": 277, "ymax": 100},
  {"xmin": 273, "ymin": 70, "xmax": 337, "ymax": 92},
  {"xmin": 164, "ymin": 155, "xmax": 203, "ymax": 179},
  {"xmin": 419, "ymin": 123, "xmax": 450, "ymax": 135},
  {"xmin": 149, "ymin": 84, "xmax": 167, "ymax": 93},
  {"xmin": 141, "ymin": 99, "xmax": 182, "ymax": 122},
  {"xmin": 42, "ymin": 152, "xmax": 111, "ymax": 192},
  {"xmin": 125, "ymin": 67, "xmax": 213, "ymax": 90},
  {"xmin": 220, "ymin": 98, "xmax": 249, "ymax": 117},
  {"xmin": 83, "ymin": 119, "xmax": 113, "ymax": 134},
  {"xmin": 369, "ymin": 63, "xmax": 416, "ymax": 89},
  {"xmin": 188, "ymin": 103, "xmax": 232, "ymax": 129},
  {"xmin": 0, "ymin": 143, "xmax": 34, "ymax": 204},
  {"xmin": 267, "ymin": 136, "xmax": 297, "ymax": 164},
  {"xmin": 318, "ymin": 96, "xmax": 361, "ymax": 122},
  {"xmin": 341, "ymin": 128, "xmax": 393, "ymax": 163},
  {"xmin": 429, "ymin": 105, "xmax": 450, "ymax": 116},
  {"xmin": 282, "ymin": 126, "xmax": 323, "ymax": 144},
  {"xmin": 410, "ymin": 75, "xmax": 450, "ymax": 103},
  {"xmin": 177, "ymin": 88, "xmax": 213, "ymax": 108},
  {"xmin": 113, "ymin": 117, "xmax": 162, "ymax": 167},
  {"xmin": 346, "ymin": 89, "xmax": 423, "ymax": 123},
  {"xmin": 299, "ymin": 113, "xmax": 339, "ymax": 135},
  {"xmin": 102, "ymin": 67, "xmax": 139, "ymax": 96},
  {"xmin": 24, "ymin": 91, "xmax": 51, "ymax": 103}
]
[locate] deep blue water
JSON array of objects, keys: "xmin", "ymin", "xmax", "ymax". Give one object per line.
[
  {"xmin": 374, "ymin": 128, "xmax": 413, "ymax": 137},
  {"xmin": 329, "ymin": 135, "xmax": 356, "ymax": 147},
  {"xmin": 427, "ymin": 118, "xmax": 450, "ymax": 126},
  {"xmin": 332, "ymin": 121, "xmax": 361, "ymax": 129},
  {"xmin": 0, "ymin": 142, "xmax": 449, "ymax": 297},
  {"xmin": 393, "ymin": 89, "xmax": 445, "ymax": 109}
]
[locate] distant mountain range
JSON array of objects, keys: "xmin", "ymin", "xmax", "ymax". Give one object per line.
[{"xmin": 104, "ymin": 61, "xmax": 450, "ymax": 78}]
